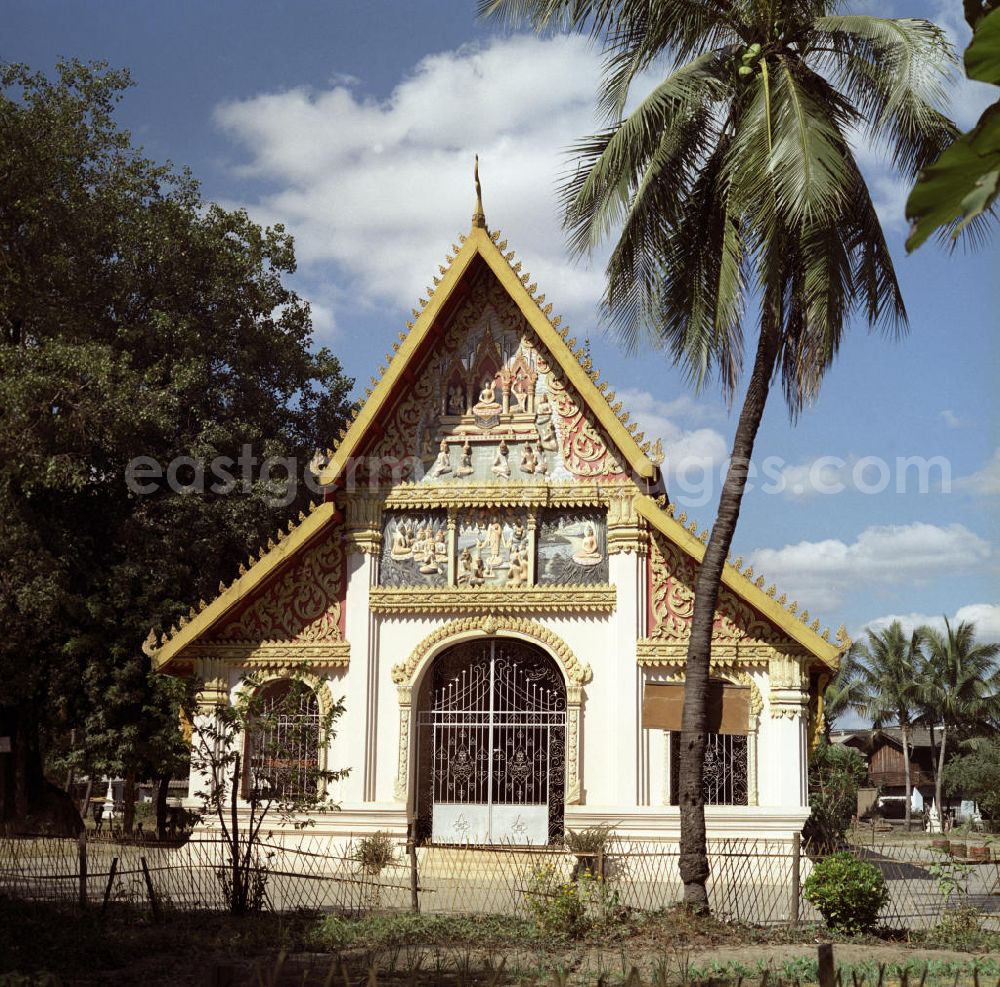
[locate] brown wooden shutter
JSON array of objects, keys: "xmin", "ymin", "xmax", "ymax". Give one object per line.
[{"xmin": 642, "ymin": 681, "xmax": 749, "ymax": 735}]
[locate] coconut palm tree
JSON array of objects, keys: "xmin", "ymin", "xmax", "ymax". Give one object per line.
[
  {"xmin": 821, "ymin": 645, "xmax": 866, "ymax": 741},
  {"xmin": 918, "ymin": 617, "xmax": 1000, "ymax": 821},
  {"xmin": 849, "ymin": 622, "xmax": 926, "ymax": 831},
  {"xmin": 481, "ymin": 0, "xmax": 957, "ymax": 910}
]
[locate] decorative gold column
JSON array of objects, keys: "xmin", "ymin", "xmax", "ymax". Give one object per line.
[
  {"xmin": 607, "ymin": 489, "xmax": 649, "ymax": 556},
  {"xmin": 343, "ymin": 494, "xmax": 383, "ymax": 556},
  {"xmin": 193, "ymin": 657, "xmax": 229, "ymax": 710},
  {"xmin": 768, "ymin": 652, "xmax": 810, "ymax": 719},
  {"xmin": 393, "ymin": 685, "xmax": 413, "ymax": 802}
]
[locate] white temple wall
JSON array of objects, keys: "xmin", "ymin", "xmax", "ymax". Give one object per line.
[{"xmin": 333, "ymin": 550, "xmax": 377, "ymax": 806}]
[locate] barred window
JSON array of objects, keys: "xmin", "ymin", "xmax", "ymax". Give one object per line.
[
  {"xmin": 244, "ymin": 680, "xmax": 321, "ymax": 800},
  {"xmin": 669, "ymin": 732, "xmax": 748, "ymax": 806}
]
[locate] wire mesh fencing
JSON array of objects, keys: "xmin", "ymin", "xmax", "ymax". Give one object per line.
[{"xmin": 1, "ymin": 830, "xmax": 997, "ymax": 930}]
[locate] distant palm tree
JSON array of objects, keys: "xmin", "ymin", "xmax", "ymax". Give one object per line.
[
  {"xmin": 821, "ymin": 649, "xmax": 863, "ymax": 741},
  {"xmin": 482, "ymin": 0, "xmax": 957, "ymax": 910},
  {"xmin": 918, "ymin": 617, "xmax": 1000, "ymax": 820},
  {"xmin": 849, "ymin": 622, "xmax": 926, "ymax": 831}
]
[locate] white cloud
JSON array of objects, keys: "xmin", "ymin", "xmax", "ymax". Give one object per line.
[
  {"xmin": 749, "ymin": 522, "xmax": 991, "ymax": 612},
  {"xmin": 858, "ymin": 603, "xmax": 1000, "ymax": 644},
  {"xmin": 617, "ymin": 388, "xmax": 730, "ymax": 504},
  {"xmin": 213, "ymin": 19, "xmax": 993, "ymax": 329},
  {"xmin": 940, "ymin": 409, "xmax": 963, "ymax": 428},
  {"xmin": 214, "ymin": 35, "xmax": 608, "ymax": 325},
  {"xmin": 771, "ymin": 457, "xmax": 858, "ymax": 499},
  {"xmin": 955, "ymin": 448, "xmax": 1000, "ymax": 497}
]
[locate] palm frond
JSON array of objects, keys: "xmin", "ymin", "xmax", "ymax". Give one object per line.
[
  {"xmin": 561, "ymin": 50, "xmax": 727, "ymax": 258},
  {"xmin": 629, "ymin": 136, "xmax": 747, "ymax": 396},
  {"xmin": 811, "ymin": 15, "xmax": 959, "ymax": 175},
  {"xmin": 596, "ymin": 2, "xmax": 746, "ymax": 118},
  {"xmin": 768, "ymin": 57, "xmax": 855, "ymax": 222}
]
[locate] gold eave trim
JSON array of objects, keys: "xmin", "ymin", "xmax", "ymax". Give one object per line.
[
  {"xmin": 370, "ymin": 585, "xmax": 616, "ymax": 615},
  {"xmin": 633, "ymin": 495, "xmax": 841, "ymax": 671},
  {"xmin": 152, "ymin": 501, "xmax": 339, "ymax": 671},
  {"xmin": 318, "ymin": 225, "xmax": 656, "ymax": 488},
  {"xmin": 380, "ymin": 481, "xmax": 616, "ymax": 510},
  {"xmin": 184, "ymin": 642, "xmax": 350, "ymax": 664},
  {"xmin": 636, "ymin": 639, "xmax": 801, "ymax": 663}
]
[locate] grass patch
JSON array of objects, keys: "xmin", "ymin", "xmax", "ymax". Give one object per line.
[{"xmin": 306, "ymin": 912, "xmax": 542, "ymax": 950}]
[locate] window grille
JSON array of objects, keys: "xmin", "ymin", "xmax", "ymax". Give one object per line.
[
  {"xmin": 245, "ymin": 680, "xmax": 321, "ymax": 800},
  {"xmin": 669, "ymin": 732, "xmax": 748, "ymax": 806}
]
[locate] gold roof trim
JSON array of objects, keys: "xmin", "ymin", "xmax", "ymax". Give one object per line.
[
  {"xmin": 633, "ymin": 494, "xmax": 843, "ymax": 671},
  {"xmin": 317, "ymin": 222, "xmax": 657, "ymax": 487}
]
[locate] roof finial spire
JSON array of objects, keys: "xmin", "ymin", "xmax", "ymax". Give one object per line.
[{"xmin": 472, "ymin": 154, "xmax": 486, "ymax": 229}]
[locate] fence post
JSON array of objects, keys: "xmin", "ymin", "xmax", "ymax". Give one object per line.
[
  {"xmin": 817, "ymin": 943, "xmax": 835, "ymax": 987},
  {"xmin": 407, "ymin": 825, "xmax": 420, "ymax": 914},
  {"xmin": 140, "ymin": 856, "xmax": 162, "ymax": 922},
  {"xmin": 78, "ymin": 830, "xmax": 88, "ymax": 908},
  {"xmin": 101, "ymin": 857, "xmax": 119, "ymax": 916},
  {"xmin": 789, "ymin": 832, "xmax": 801, "ymax": 925}
]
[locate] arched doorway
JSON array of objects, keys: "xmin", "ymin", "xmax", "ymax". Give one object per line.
[{"xmin": 415, "ymin": 638, "xmax": 566, "ymax": 845}]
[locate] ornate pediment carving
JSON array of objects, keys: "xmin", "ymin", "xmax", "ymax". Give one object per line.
[
  {"xmin": 208, "ymin": 533, "xmax": 345, "ymax": 646},
  {"xmin": 645, "ymin": 533, "xmax": 797, "ymax": 653}
]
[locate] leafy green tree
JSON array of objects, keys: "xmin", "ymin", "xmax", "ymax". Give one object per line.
[
  {"xmin": 906, "ymin": 2, "xmax": 1000, "ymax": 249},
  {"xmin": 802, "ymin": 740, "xmax": 868, "ymax": 853},
  {"xmin": 943, "ymin": 738, "xmax": 1000, "ymax": 825},
  {"xmin": 481, "ymin": 0, "xmax": 956, "ymax": 910},
  {"xmin": 850, "ymin": 622, "xmax": 926, "ymax": 831},
  {"xmin": 0, "ymin": 60, "xmax": 353, "ymax": 832},
  {"xmin": 917, "ymin": 617, "xmax": 1000, "ymax": 818}
]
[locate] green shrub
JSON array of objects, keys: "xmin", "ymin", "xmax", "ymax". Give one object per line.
[{"xmin": 803, "ymin": 851, "xmax": 888, "ymax": 934}]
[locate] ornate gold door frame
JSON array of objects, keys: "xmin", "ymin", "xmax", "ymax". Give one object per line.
[{"xmin": 391, "ymin": 617, "xmax": 591, "ymax": 807}]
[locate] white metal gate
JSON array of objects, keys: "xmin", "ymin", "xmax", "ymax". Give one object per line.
[{"xmin": 417, "ymin": 640, "xmax": 566, "ymax": 845}]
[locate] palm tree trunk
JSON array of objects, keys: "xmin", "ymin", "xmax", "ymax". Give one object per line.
[
  {"xmin": 936, "ymin": 726, "xmax": 948, "ymax": 829},
  {"xmin": 901, "ymin": 724, "xmax": 912, "ymax": 832},
  {"xmin": 679, "ymin": 313, "xmax": 781, "ymax": 912},
  {"xmin": 927, "ymin": 720, "xmax": 940, "ymax": 827}
]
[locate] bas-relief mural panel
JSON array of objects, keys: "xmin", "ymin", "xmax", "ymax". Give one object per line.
[
  {"xmin": 376, "ymin": 508, "xmax": 608, "ymax": 590},
  {"xmin": 536, "ymin": 510, "xmax": 608, "ymax": 586},
  {"xmin": 456, "ymin": 508, "xmax": 529, "ymax": 587},
  {"xmin": 358, "ymin": 267, "xmax": 627, "ymax": 486},
  {"xmin": 380, "ymin": 511, "xmax": 449, "ymax": 587}
]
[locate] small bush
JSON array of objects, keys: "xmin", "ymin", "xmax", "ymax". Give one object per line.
[
  {"xmin": 352, "ymin": 832, "xmax": 396, "ymax": 874},
  {"xmin": 524, "ymin": 863, "xmax": 589, "ymax": 937},
  {"xmin": 803, "ymin": 851, "xmax": 888, "ymax": 934}
]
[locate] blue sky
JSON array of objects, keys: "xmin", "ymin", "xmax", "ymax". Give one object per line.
[{"xmin": 6, "ymin": 0, "xmax": 998, "ymax": 650}]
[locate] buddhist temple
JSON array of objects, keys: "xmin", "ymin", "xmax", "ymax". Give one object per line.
[{"xmin": 152, "ymin": 167, "xmax": 845, "ymax": 846}]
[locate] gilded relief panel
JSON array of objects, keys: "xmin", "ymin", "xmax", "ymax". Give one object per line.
[
  {"xmin": 354, "ymin": 266, "xmax": 629, "ymax": 486},
  {"xmin": 456, "ymin": 508, "xmax": 530, "ymax": 587},
  {"xmin": 380, "ymin": 511, "xmax": 449, "ymax": 587},
  {"xmin": 536, "ymin": 509, "xmax": 608, "ymax": 585}
]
